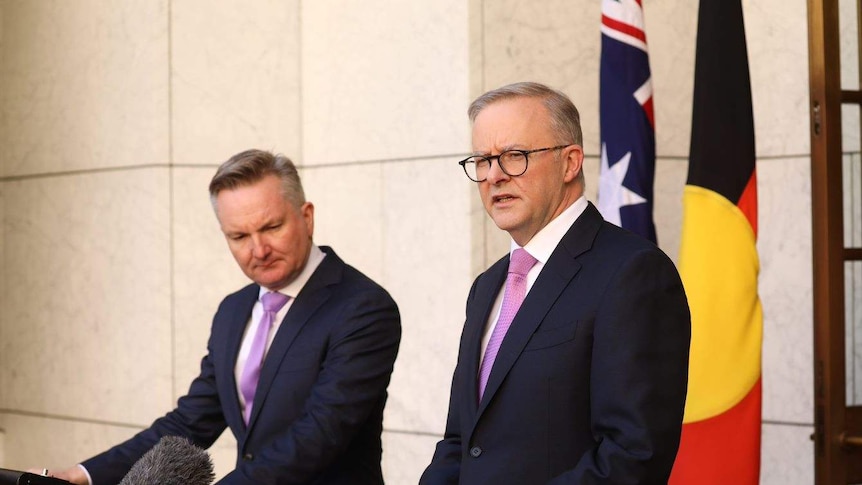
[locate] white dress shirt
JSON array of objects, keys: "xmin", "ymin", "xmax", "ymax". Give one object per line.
[
  {"xmin": 479, "ymin": 196, "xmax": 589, "ymax": 358},
  {"xmin": 234, "ymin": 244, "xmax": 325, "ymax": 412}
]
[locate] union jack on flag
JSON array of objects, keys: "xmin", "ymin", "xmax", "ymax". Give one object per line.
[{"xmin": 598, "ymin": 0, "xmax": 657, "ymax": 243}]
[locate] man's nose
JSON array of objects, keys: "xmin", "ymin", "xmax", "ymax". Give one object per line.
[
  {"xmin": 485, "ymin": 158, "xmax": 510, "ymax": 184},
  {"xmin": 251, "ymin": 235, "xmax": 271, "ymax": 259}
]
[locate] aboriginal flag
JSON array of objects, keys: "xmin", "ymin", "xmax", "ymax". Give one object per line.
[
  {"xmin": 668, "ymin": 0, "xmax": 762, "ymax": 483},
  {"xmin": 598, "ymin": 0, "xmax": 657, "ymax": 243}
]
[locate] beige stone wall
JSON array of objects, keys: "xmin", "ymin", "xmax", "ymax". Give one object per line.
[{"xmin": 0, "ymin": 0, "xmax": 815, "ymax": 483}]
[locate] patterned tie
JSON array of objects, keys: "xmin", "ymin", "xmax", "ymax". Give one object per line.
[
  {"xmin": 239, "ymin": 291, "xmax": 290, "ymax": 425},
  {"xmin": 478, "ymin": 248, "xmax": 538, "ymax": 401}
]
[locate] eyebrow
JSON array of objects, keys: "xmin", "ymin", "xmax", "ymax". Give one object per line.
[{"xmin": 472, "ymin": 144, "xmax": 528, "ymax": 156}]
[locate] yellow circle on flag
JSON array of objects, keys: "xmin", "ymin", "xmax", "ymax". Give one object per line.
[{"xmin": 678, "ymin": 185, "xmax": 762, "ymax": 423}]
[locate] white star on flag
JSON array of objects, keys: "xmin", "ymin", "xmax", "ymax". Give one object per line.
[{"xmin": 597, "ymin": 142, "xmax": 647, "ymax": 227}]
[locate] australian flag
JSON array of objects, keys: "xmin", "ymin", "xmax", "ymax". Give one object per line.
[{"xmin": 598, "ymin": 0, "xmax": 657, "ymax": 243}]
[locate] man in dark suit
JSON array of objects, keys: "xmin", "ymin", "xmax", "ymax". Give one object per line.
[
  {"xmin": 421, "ymin": 82, "xmax": 690, "ymax": 484},
  {"xmin": 49, "ymin": 149, "xmax": 401, "ymax": 484}
]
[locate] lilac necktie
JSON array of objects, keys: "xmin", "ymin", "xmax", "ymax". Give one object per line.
[
  {"xmin": 478, "ymin": 248, "xmax": 538, "ymax": 401},
  {"xmin": 239, "ymin": 291, "xmax": 290, "ymax": 425}
]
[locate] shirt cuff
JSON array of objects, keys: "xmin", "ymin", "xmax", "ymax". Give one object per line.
[{"xmin": 77, "ymin": 464, "xmax": 93, "ymax": 485}]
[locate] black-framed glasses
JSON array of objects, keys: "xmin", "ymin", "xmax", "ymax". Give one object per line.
[{"xmin": 458, "ymin": 145, "xmax": 571, "ymax": 182}]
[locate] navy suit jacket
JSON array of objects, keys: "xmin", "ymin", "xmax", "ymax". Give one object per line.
[
  {"xmin": 83, "ymin": 247, "xmax": 401, "ymax": 485},
  {"xmin": 421, "ymin": 203, "xmax": 690, "ymax": 484}
]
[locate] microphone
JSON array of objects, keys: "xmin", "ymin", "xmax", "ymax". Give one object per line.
[
  {"xmin": 118, "ymin": 436, "xmax": 214, "ymax": 485},
  {"xmin": 0, "ymin": 468, "xmax": 71, "ymax": 485}
]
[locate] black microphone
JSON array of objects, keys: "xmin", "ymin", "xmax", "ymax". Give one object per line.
[
  {"xmin": 118, "ymin": 436, "xmax": 214, "ymax": 485},
  {"xmin": 0, "ymin": 468, "xmax": 71, "ymax": 485}
]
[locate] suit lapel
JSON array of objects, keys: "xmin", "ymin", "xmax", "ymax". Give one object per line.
[
  {"xmin": 222, "ymin": 284, "xmax": 259, "ymax": 431},
  {"xmin": 245, "ymin": 248, "xmax": 343, "ymax": 432},
  {"xmin": 462, "ymin": 258, "xmax": 508, "ymax": 422},
  {"xmin": 471, "ymin": 203, "xmax": 605, "ymax": 427}
]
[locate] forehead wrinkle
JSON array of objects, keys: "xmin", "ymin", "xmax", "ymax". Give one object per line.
[
  {"xmin": 472, "ymin": 142, "xmax": 529, "ymax": 157},
  {"xmin": 471, "ymin": 98, "xmax": 552, "ymax": 154},
  {"xmin": 218, "ymin": 190, "xmax": 283, "ymax": 234}
]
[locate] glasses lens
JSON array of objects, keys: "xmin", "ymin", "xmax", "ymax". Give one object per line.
[
  {"xmin": 464, "ymin": 157, "xmax": 491, "ymax": 181},
  {"xmin": 499, "ymin": 151, "xmax": 528, "ymax": 177}
]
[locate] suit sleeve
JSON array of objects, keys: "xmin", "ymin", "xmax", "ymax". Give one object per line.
[
  {"xmin": 219, "ymin": 287, "xmax": 401, "ymax": 485},
  {"xmin": 81, "ymin": 318, "xmax": 230, "ymax": 485},
  {"xmin": 419, "ymin": 278, "xmax": 481, "ymax": 485},
  {"xmin": 550, "ymin": 247, "xmax": 691, "ymax": 484}
]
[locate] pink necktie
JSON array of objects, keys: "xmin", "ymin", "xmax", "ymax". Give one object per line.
[
  {"xmin": 478, "ymin": 248, "xmax": 538, "ymax": 401},
  {"xmin": 239, "ymin": 291, "xmax": 290, "ymax": 425}
]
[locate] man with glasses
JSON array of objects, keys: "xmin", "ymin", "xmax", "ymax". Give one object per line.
[{"xmin": 421, "ymin": 82, "xmax": 690, "ymax": 484}]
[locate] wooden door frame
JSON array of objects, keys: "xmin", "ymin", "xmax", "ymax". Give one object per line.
[{"xmin": 809, "ymin": 0, "xmax": 862, "ymax": 482}]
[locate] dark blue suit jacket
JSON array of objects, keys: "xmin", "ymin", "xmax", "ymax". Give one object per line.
[
  {"xmin": 83, "ymin": 247, "xmax": 401, "ymax": 485},
  {"xmin": 421, "ymin": 203, "xmax": 690, "ymax": 484}
]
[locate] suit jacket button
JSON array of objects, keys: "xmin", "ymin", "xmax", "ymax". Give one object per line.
[
  {"xmin": 469, "ymin": 446, "xmax": 482, "ymax": 458},
  {"xmin": 243, "ymin": 452, "xmax": 254, "ymax": 461}
]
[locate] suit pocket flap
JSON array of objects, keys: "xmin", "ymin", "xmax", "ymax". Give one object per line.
[
  {"xmin": 524, "ymin": 322, "xmax": 578, "ymax": 351},
  {"xmin": 276, "ymin": 349, "xmax": 321, "ymax": 373}
]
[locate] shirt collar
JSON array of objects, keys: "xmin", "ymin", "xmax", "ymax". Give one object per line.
[{"xmin": 510, "ymin": 196, "xmax": 588, "ymax": 263}]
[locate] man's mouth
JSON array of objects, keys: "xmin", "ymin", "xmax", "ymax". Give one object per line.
[{"xmin": 493, "ymin": 194, "xmax": 516, "ymax": 203}]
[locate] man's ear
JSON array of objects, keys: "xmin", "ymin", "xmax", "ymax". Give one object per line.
[
  {"xmin": 301, "ymin": 201, "xmax": 315, "ymax": 238},
  {"xmin": 562, "ymin": 144, "xmax": 584, "ymax": 183}
]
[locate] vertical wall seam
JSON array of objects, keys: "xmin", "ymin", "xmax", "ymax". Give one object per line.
[
  {"xmin": 480, "ymin": 0, "xmax": 488, "ymax": 267},
  {"xmin": 167, "ymin": 0, "xmax": 177, "ymax": 403},
  {"xmin": 298, "ymin": 0, "xmax": 304, "ymax": 162}
]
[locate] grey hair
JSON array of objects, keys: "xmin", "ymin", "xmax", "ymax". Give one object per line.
[
  {"xmin": 209, "ymin": 149, "xmax": 306, "ymax": 210},
  {"xmin": 468, "ymin": 82, "xmax": 583, "ymax": 147}
]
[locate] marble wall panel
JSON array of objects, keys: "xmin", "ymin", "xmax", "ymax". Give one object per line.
[
  {"xmin": 480, "ymin": 0, "xmax": 808, "ymax": 159},
  {"xmin": 844, "ymin": 154, "xmax": 862, "ymax": 405},
  {"xmin": 478, "ymin": 0, "xmax": 696, "ymax": 158},
  {"xmin": 170, "ymin": 0, "xmax": 301, "ymax": 166},
  {"xmin": 1, "ymin": 169, "xmax": 173, "ymax": 424},
  {"xmin": 843, "ymin": 153, "xmax": 861, "ymax": 248},
  {"xmin": 843, "ymin": 105, "xmax": 861, "ymax": 155},
  {"xmin": 208, "ymin": 432, "xmax": 238, "ymax": 482},
  {"xmin": 848, "ymin": 261, "xmax": 862, "ymax": 405},
  {"xmin": 0, "ymin": 413, "xmax": 140, "ymax": 472},
  {"xmin": 744, "ymin": 0, "xmax": 811, "ymax": 157},
  {"xmin": 380, "ymin": 158, "xmax": 474, "ymax": 434},
  {"xmin": 301, "ymin": 1, "xmax": 470, "ymax": 164},
  {"xmin": 646, "ymin": 0, "xmax": 698, "ymax": 158},
  {"xmin": 652, "ymin": 158, "xmax": 688, "ymax": 264},
  {"xmin": 758, "ymin": 157, "xmax": 813, "ymax": 423},
  {"xmin": 300, "ymin": 163, "xmax": 385, "ymax": 284},
  {"xmin": 172, "ymin": 167, "xmax": 252, "ymax": 398},
  {"xmin": 481, "ymin": 0, "xmax": 601, "ymax": 156},
  {"xmin": 0, "ymin": 412, "xmax": 236, "ymax": 480},
  {"xmin": 760, "ymin": 423, "xmax": 814, "ymax": 485},
  {"xmin": 381, "ymin": 432, "xmax": 440, "ymax": 485},
  {"xmin": 840, "ymin": 0, "xmax": 860, "ymax": 91},
  {"xmin": 0, "ymin": 0, "xmax": 169, "ymax": 176}
]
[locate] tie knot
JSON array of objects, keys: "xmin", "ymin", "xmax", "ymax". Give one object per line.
[
  {"xmin": 261, "ymin": 291, "xmax": 290, "ymax": 313},
  {"xmin": 509, "ymin": 248, "xmax": 538, "ymax": 277}
]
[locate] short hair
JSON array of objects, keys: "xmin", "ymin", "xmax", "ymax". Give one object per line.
[
  {"xmin": 468, "ymin": 82, "xmax": 583, "ymax": 146},
  {"xmin": 209, "ymin": 149, "xmax": 306, "ymax": 209}
]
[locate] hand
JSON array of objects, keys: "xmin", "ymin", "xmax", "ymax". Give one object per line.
[{"xmin": 26, "ymin": 465, "xmax": 89, "ymax": 485}]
